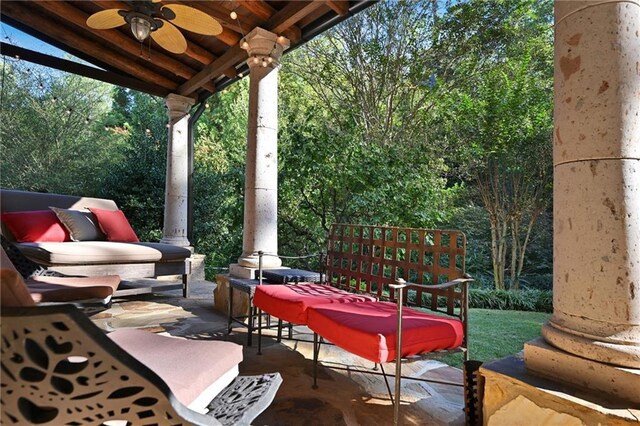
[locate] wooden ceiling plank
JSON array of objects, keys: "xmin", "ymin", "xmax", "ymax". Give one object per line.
[
  {"xmin": 237, "ymin": 0, "xmax": 276, "ymax": 21},
  {"xmin": 36, "ymin": 1, "xmax": 218, "ymax": 92},
  {"xmin": 177, "ymin": 44, "xmax": 245, "ymax": 96},
  {"xmin": 1, "ymin": 2, "xmax": 178, "ymax": 91},
  {"xmin": 325, "ymin": 0, "xmax": 350, "ymax": 16},
  {"xmin": 267, "ymin": 1, "xmax": 325, "ymax": 35},
  {"xmin": 298, "ymin": 6, "xmax": 332, "ymax": 28},
  {"xmin": 1, "ymin": 42, "xmax": 169, "ymax": 97}
]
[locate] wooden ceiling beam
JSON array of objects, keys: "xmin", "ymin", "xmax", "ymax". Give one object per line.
[
  {"xmin": 267, "ymin": 1, "xmax": 325, "ymax": 35},
  {"xmin": 325, "ymin": 0, "xmax": 350, "ymax": 16},
  {"xmin": 1, "ymin": 42, "xmax": 169, "ymax": 97},
  {"xmin": 235, "ymin": 0, "xmax": 303, "ymax": 42},
  {"xmin": 283, "ymin": 27, "xmax": 302, "ymax": 44},
  {"xmin": 177, "ymin": 44, "xmax": 245, "ymax": 97},
  {"xmin": 1, "ymin": 2, "xmax": 178, "ymax": 92}
]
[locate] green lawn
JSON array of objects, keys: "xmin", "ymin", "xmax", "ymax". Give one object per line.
[{"xmin": 440, "ymin": 309, "xmax": 551, "ymax": 368}]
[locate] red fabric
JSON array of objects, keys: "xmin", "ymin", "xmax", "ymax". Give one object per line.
[
  {"xmin": 307, "ymin": 301, "xmax": 464, "ymax": 363},
  {"xmin": 253, "ymin": 284, "xmax": 376, "ymax": 325},
  {"xmin": 89, "ymin": 208, "xmax": 139, "ymax": 242},
  {"xmin": 1, "ymin": 210, "xmax": 70, "ymax": 242}
]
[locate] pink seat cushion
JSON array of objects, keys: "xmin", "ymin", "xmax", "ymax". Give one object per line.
[
  {"xmin": 253, "ymin": 284, "xmax": 377, "ymax": 325},
  {"xmin": 26, "ymin": 275, "xmax": 120, "ymax": 303},
  {"xmin": 307, "ymin": 301, "xmax": 464, "ymax": 363},
  {"xmin": 108, "ymin": 329, "xmax": 243, "ymax": 407},
  {"xmin": 1, "ymin": 269, "xmax": 36, "ymax": 307}
]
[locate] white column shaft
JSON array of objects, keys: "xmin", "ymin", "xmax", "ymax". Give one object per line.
[
  {"xmin": 542, "ymin": 0, "xmax": 640, "ymax": 368},
  {"xmin": 161, "ymin": 93, "xmax": 195, "ymax": 247},
  {"xmin": 241, "ymin": 65, "xmax": 280, "ymax": 266},
  {"xmin": 237, "ymin": 28, "xmax": 289, "ymax": 269}
]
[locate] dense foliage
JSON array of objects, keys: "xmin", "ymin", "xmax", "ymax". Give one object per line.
[{"xmin": 0, "ymin": 0, "xmax": 554, "ymax": 299}]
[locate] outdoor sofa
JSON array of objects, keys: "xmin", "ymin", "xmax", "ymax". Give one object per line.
[{"xmin": 0, "ymin": 188, "xmax": 193, "ymax": 297}]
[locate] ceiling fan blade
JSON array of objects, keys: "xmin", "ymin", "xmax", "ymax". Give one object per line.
[
  {"xmin": 151, "ymin": 20, "xmax": 187, "ymax": 54},
  {"xmin": 152, "ymin": 0, "xmax": 162, "ymax": 2},
  {"xmin": 161, "ymin": 4, "xmax": 222, "ymax": 36},
  {"xmin": 86, "ymin": 9, "xmax": 127, "ymax": 29}
]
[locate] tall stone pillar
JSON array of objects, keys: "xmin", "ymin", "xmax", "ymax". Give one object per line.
[
  {"xmin": 235, "ymin": 28, "xmax": 289, "ymax": 270},
  {"xmin": 524, "ymin": 0, "xmax": 640, "ymax": 398},
  {"xmin": 161, "ymin": 93, "xmax": 195, "ymax": 247}
]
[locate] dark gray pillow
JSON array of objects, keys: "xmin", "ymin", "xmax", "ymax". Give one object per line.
[{"xmin": 50, "ymin": 207, "xmax": 106, "ymax": 241}]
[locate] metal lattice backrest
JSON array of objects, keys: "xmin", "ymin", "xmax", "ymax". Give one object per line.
[
  {"xmin": 0, "ymin": 305, "xmax": 217, "ymax": 426},
  {"xmin": 326, "ymin": 224, "xmax": 466, "ymax": 310}
]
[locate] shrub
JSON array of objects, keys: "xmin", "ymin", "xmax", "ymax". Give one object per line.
[
  {"xmin": 409, "ymin": 287, "xmax": 553, "ymax": 313},
  {"xmin": 468, "ymin": 288, "xmax": 552, "ymax": 312}
]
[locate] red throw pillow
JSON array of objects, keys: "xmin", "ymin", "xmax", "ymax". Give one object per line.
[
  {"xmin": 1, "ymin": 210, "xmax": 70, "ymax": 242},
  {"xmin": 89, "ymin": 208, "xmax": 140, "ymax": 243}
]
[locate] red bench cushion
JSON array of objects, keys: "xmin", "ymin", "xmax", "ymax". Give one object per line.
[
  {"xmin": 253, "ymin": 284, "xmax": 376, "ymax": 325},
  {"xmin": 307, "ymin": 301, "xmax": 464, "ymax": 363}
]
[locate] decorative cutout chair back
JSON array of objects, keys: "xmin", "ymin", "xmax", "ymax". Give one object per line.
[{"xmin": 1, "ymin": 305, "xmax": 220, "ymax": 425}]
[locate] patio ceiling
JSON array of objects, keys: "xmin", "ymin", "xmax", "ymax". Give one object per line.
[{"xmin": 1, "ymin": 0, "xmax": 376, "ymax": 101}]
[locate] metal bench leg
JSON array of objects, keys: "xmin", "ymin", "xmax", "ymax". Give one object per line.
[
  {"xmin": 257, "ymin": 307, "xmax": 263, "ymax": 356},
  {"xmin": 227, "ymin": 285, "xmax": 234, "ymax": 335},
  {"xmin": 313, "ymin": 332, "xmax": 319, "ymax": 389},
  {"xmin": 391, "ymin": 279, "xmax": 406, "ymax": 426},
  {"xmin": 277, "ymin": 319, "xmax": 283, "ymax": 342},
  {"xmin": 247, "ymin": 305, "xmax": 254, "ymax": 347},
  {"xmin": 182, "ymin": 273, "xmax": 190, "ymax": 298}
]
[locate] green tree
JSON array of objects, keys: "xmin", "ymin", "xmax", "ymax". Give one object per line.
[
  {"xmin": 0, "ymin": 60, "xmax": 119, "ymax": 195},
  {"xmin": 97, "ymin": 88, "xmax": 167, "ymax": 241},
  {"xmin": 277, "ymin": 0, "xmax": 461, "ymax": 262},
  {"xmin": 192, "ymin": 80, "xmax": 248, "ymax": 272},
  {"xmin": 433, "ymin": 0, "xmax": 554, "ymax": 289}
]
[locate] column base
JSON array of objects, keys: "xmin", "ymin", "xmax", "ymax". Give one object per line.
[
  {"xmin": 542, "ymin": 321, "xmax": 640, "ymax": 369},
  {"xmin": 237, "ymin": 253, "xmax": 282, "ymax": 269},
  {"xmin": 524, "ymin": 337, "xmax": 640, "ymax": 404},
  {"xmin": 229, "ymin": 263, "xmax": 290, "ymax": 280},
  {"xmin": 159, "ymin": 236, "xmax": 192, "ymax": 248},
  {"xmin": 481, "ymin": 351, "xmax": 640, "ymax": 426}
]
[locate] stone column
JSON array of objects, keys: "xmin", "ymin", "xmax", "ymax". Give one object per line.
[
  {"xmin": 161, "ymin": 93, "xmax": 195, "ymax": 247},
  {"xmin": 525, "ymin": 0, "xmax": 639, "ymax": 395},
  {"xmin": 236, "ymin": 28, "xmax": 289, "ymax": 269}
]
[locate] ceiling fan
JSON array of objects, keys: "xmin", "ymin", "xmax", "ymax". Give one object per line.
[{"xmin": 86, "ymin": 0, "xmax": 223, "ymax": 54}]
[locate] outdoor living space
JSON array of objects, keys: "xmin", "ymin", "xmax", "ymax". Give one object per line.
[
  {"xmin": 2, "ymin": 0, "xmax": 639, "ymax": 425},
  {"xmin": 92, "ymin": 278, "xmax": 468, "ymax": 426}
]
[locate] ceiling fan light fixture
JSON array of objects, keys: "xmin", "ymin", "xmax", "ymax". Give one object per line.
[{"xmin": 130, "ymin": 16, "xmax": 152, "ymax": 42}]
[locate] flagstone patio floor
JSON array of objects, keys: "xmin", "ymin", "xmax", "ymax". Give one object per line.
[{"xmin": 90, "ymin": 278, "xmax": 466, "ymax": 426}]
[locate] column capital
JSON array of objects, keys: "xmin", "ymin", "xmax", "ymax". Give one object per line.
[
  {"xmin": 165, "ymin": 93, "xmax": 195, "ymax": 121},
  {"xmin": 241, "ymin": 27, "xmax": 290, "ymax": 69}
]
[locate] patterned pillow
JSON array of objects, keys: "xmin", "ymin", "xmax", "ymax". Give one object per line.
[{"xmin": 50, "ymin": 207, "xmax": 106, "ymax": 241}]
